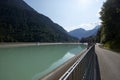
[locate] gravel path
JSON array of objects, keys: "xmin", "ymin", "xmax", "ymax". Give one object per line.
[{"xmin": 95, "ymin": 44, "xmax": 120, "ymax": 80}]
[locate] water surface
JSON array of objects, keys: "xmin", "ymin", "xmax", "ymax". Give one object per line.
[{"xmin": 0, "ymin": 44, "xmax": 86, "ymax": 80}]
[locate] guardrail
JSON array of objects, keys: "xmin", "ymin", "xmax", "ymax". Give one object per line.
[{"xmin": 59, "ymin": 45, "xmax": 101, "ymax": 80}]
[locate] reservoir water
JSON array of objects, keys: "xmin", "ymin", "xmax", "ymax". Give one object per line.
[{"xmin": 0, "ymin": 44, "xmax": 86, "ymax": 80}]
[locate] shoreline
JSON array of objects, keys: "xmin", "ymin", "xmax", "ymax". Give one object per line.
[
  {"xmin": 0, "ymin": 42, "xmax": 87, "ymax": 48},
  {"xmin": 0, "ymin": 42, "xmax": 37, "ymax": 48}
]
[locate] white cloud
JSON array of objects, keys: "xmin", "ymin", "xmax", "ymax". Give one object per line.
[
  {"xmin": 96, "ymin": 0, "xmax": 99, "ymax": 2},
  {"xmin": 95, "ymin": 0, "xmax": 106, "ymax": 2},
  {"xmin": 66, "ymin": 22, "xmax": 100, "ymax": 32},
  {"xmin": 79, "ymin": 23, "xmax": 99, "ymax": 30},
  {"xmin": 96, "ymin": 9, "xmax": 101, "ymax": 17},
  {"xmin": 103, "ymin": 0, "xmax": 107, "ymax": 2}
]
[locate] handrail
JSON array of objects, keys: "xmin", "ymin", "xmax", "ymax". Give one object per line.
[{"xmin": 59, "ymin": 45, "xmax": 94, "ymax": 80}]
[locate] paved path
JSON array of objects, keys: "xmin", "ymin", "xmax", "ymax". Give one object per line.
[{"xmin": 95, "ymin": 44, "xmax": 120, "ymax": 80}]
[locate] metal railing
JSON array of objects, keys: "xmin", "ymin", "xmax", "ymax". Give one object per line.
[{"xmin": 59, "ymin": 45, "xmax": 101, "ymax": 80}]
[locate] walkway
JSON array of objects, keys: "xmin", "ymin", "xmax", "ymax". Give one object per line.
[{"xmin": 95, "ymin": 44, "xmax": 120, "ymax": 80}]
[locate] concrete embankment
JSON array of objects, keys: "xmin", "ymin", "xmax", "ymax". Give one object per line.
[
  {"xmin": 40, "ymin": 49, "xmax": 87, "ymax": 80},
  {"xmin": 0, "ymin": 43, "xmax": 85, "ymax": 48},
  {"xmin": 0, "ymin": 42, "xmax": 37, "ymax": 48}
]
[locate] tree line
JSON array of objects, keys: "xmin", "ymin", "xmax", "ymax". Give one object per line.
[{"xmin": 97, "ymin": 0, "xmax": 120, "ymax": 51}]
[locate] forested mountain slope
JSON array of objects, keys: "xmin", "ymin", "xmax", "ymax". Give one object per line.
[{"xmin": 0, "ymin": 0, "xmax": 77, "ymax": 42}]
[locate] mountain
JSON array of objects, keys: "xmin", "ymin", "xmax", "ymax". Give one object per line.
[
  {"xmin": 0, "ymin": 0, "xmax": 77, "ymax": 42},
  {"xmin": 68, "ymin": 25, "xmax": 100, "ymax": 39}
]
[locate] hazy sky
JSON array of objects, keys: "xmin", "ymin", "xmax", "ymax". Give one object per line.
[{"xmin": 24, "ymin": 0, "xmax": 106, "ymax": 31}]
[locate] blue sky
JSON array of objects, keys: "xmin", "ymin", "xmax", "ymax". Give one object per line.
[{"xmin": 24, "ymin": 0, "xmax": 106, "ymax": 31}]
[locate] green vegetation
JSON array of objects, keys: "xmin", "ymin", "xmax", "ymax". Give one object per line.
[
  {"xmin": 104, "ymin": 40, "xmax": 120, "ymax": 52},
  {"xmin": 97, "ymin": 0, "xmax": 120, "ymax": 52},
  {"xmin": 80, "ymin": 36, "xmax": 96, "ymax": 43},
  {"xmin": 0, "ymin": 0, "xmax": 77, "ymax": 42}
]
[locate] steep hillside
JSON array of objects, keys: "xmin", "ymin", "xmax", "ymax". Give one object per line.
[{"xmin": 0, "ymin": 0, "xmax": 77, "ymax": 42}]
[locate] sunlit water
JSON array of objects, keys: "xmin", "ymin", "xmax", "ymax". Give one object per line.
[{"xmin": 0, "ymin": 44, "xmax": 86, "ymax": 80}]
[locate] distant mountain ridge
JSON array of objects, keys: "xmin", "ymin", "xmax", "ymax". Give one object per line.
[
  {"xmin": 68, "ymin": 25, "xmax": 100, "ymax": 39},
  {"xmin": 0, "ymin": 0, "xmax": 77, "ymax": 42}
]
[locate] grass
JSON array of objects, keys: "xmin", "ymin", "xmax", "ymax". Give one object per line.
[{"xmin": 104, "ymin": 40, "xmax": 120, "ymax": 52}]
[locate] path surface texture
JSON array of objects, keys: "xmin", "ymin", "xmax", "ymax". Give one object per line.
[{"xmin": 95, "ymin": 44, "xmax": 120, "ymax": 80}]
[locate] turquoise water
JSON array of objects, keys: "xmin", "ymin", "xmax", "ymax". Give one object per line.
[{"xmin": 0, "ymin": 44, "xmax": 86, "ymax": 80}]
